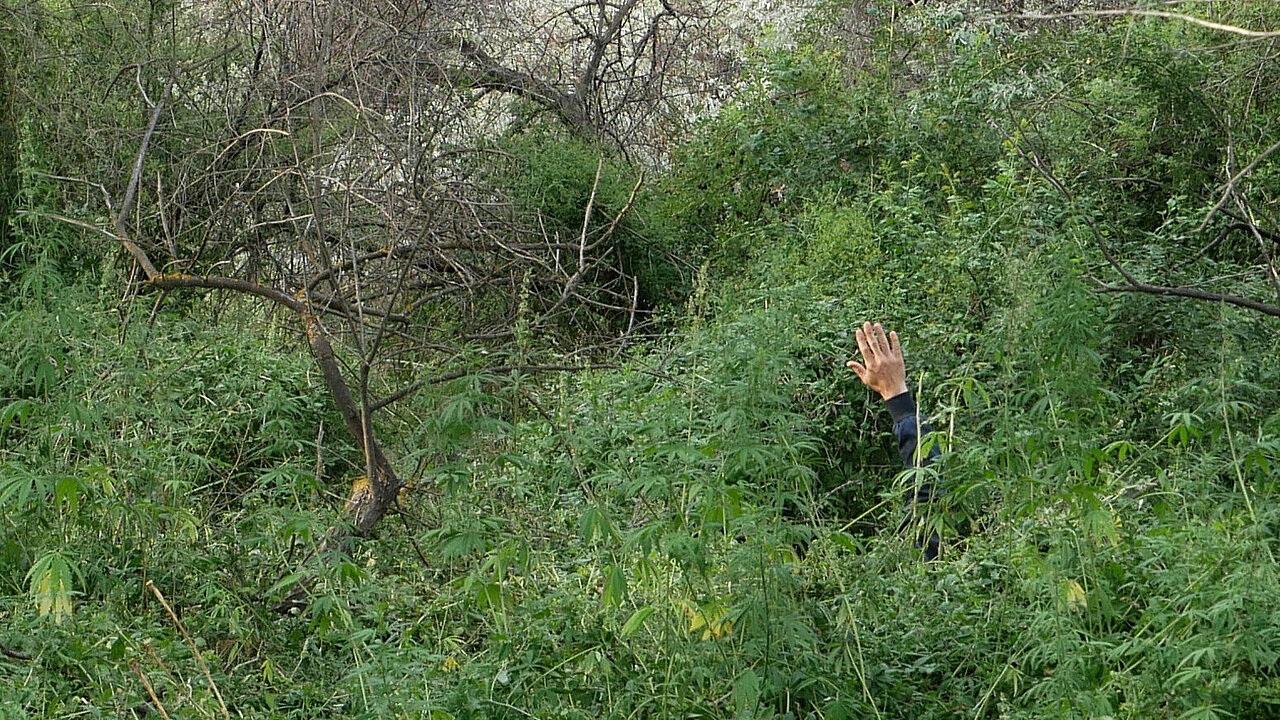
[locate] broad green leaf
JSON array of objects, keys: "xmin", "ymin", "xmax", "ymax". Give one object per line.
[
  {"xmin": 620, "ymin": 606, "xmax": 655, "ymax": 637},
  {"xmin": 733, "ymin": 668, "xmax": 761, "ymax": 719}
]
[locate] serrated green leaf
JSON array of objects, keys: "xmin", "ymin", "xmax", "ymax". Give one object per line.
[
  {"xmin": 601, "ymin": 564, "xmax": 627, "ymax": 607},
  {"xmin": 27, "ymin": 551, "xmax": 74, "ymax": 624}
]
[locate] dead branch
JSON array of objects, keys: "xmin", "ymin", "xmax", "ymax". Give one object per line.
[
  {"xmin": 23, "ymin": 0, "xmax": 677, "ymax": 559},
  {"xmin": 0, "ymin": 644, "xmax": 32, "ymax": 661},
  {"xmin": 129, "ymin": 662, "xmax": 172, "ymax": 720},
  {"xmin": 1094, "ymin": 281, "xmax": 1280, "ymax": 317},
  {"xmin": 997, "ymin": 119, "xmax": 1280, "ymax": 319},
  {"xmin": 1005, "ymin": 10, "xmax": 1280, "ymax": 39},
  {"xmin": 145, "ymin": 580, "xmax": 231, "ymax": 720}
]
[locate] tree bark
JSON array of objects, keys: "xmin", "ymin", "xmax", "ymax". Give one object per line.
[{"xmin": 301, "ymin": 310, "xmax": 402, "ymax": 535}]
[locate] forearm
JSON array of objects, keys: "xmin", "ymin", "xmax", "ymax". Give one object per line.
[
  {"xmin": 847, "ymin": 322, "xmax": 942, "ymax": 501},
  {"xmin": 885, "ymin": 390, "xmax": 941, "ymax": 502},
  {"xmin": 885, "ymin": 391, "xmax": 937, "ymax": 465}
]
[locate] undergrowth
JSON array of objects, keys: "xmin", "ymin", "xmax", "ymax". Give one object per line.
[{"xmin": 4, "ymin": 3, "xmax": 1280, "ymax": 719}]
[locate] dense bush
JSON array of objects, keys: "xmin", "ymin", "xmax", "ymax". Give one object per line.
[
  {"xmin": 4, "ymin": 3, "xmax": 1280, "ymax": 719},
  {"xmin": 497, "ymin": 131, "xmax": 693, "ymax": 309}
]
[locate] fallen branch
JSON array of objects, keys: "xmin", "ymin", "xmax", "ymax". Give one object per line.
[{"xmin": 0, "ymin": 644, "xmax": 32, "ymax": 661}]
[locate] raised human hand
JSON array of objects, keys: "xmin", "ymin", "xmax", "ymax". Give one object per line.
[{"xmin": 846, "ymin": 321, "xmax": 909, "ymax": 401}]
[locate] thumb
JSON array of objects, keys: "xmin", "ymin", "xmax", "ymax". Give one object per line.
[{"xmin": 846, "ymin": 360, "xmax": 868, "ymax": 382}]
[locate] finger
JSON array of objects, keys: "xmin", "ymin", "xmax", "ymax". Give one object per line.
[
  {"xmin": 868, "ymin": 323, "xmax": 882, "ymax": 356},
  {"xmin": 889, "ymin": 330, "xmax": 902, "ymax": 358},
  {"xmin": 855, "ymin": 326, "xmax": 874, "ymax": 361},
  {"xmin": 872, "ymin": 323, "xmax": 890, "ymax": 356},
  {"xmin": 847, "ymin": 360, "xmax": 868, "ymax": 382}
]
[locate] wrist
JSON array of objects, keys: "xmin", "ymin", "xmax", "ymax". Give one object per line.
[{"xmin": 880, "ymin": 383, "xmax": 909, "ymax": 401}]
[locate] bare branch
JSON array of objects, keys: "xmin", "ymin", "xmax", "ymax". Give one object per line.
[
  {"xmin": 998, "ymin": 120, "xmax": 1145, "ymax": 288},
  {"xmin": 19, "ymin": 210, "xmax": 123, "ymax": 242},
  {"xmin": 0, "ymin": 644, "xmax": 32, "ymax": 661},
  {"xmin": 1198, "ymin": 139, "xmax": 1280, "ymax": 231},
  {"xmin": 997, "ymin": 119, "xmax": 1280, "ymax": 320},
  {"xmin": 1095, "ymin": 282, "xmax": 1280, "ymax": 318},
  {"xmin": 1006, "ymin": 9, "xmax": 1280, "ymax": 39},
  {"xmin": 32, "ymin": 173, "xmax": 114, "ymax": 214},
  {"xmin": 145, "ymin": 273, "xmax": 304, "ymax": 312},
  {"xmin": 1176, "ymin": 221, "xmax": 1269, "ymax": 270},
  {"xmin": 113, "ymin": 75, "xmax": 175, "ymax": 279},
  {"xmin": 28, "ymin": 0, "xmax": 684, "ymax": 544}
]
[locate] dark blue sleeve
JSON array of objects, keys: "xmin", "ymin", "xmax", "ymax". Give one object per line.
[{"xmin": 884, "ymin": 391, "xmax": 941, "ymax": 503}]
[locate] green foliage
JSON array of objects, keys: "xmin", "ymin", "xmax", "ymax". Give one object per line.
[
  {"xmin": 0, "ymin": 42, "xmax": 16, "ymax": 255},
  {"xmin": 497, "ymin": 131, "xmax": 692, "ymax": 308},
  {"xmin": 2, "ymin": 125, "xmax": 92, "ymax": 297},
  {"xmin": 6, "ymin": 3, "xmax": 1280, "ymax": 719},
  {"xmin": 649, "ymin": 45, "xmax": 897, "ymax": 272},
  {"xmin": 502, "ymin": 133, "xmax": 635, "ymax": 234},
  {"xmin": 25, "ymin": 551, "xmax": 74, "ymax": 625}
]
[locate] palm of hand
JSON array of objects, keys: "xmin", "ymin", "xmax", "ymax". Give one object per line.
[{"xmin": 846, "ymin": 322, "xmax": 908, "ymax": 401}]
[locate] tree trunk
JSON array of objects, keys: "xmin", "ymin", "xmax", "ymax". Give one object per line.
[{"xmin": 302, "ymin": 311, "xmax": 402, "ymax": 535}]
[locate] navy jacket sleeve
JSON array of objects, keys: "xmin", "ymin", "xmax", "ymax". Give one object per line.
[{"xmin": 884, "ymin": 390, "xmax": 941, "ymax": 503}]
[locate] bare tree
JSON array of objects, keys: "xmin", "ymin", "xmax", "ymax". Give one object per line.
[
  {"xmin": 419, "ymin": 0, "xmax": 741, "ymax": 157},
  {"xmin": 14, "ymin": 0, "xmax": 739, "ymax": 542}
]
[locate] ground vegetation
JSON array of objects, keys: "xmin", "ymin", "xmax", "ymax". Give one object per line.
[{"xmin": 2, "ymin": 2, "xmax": 1280, "ymax": 718}]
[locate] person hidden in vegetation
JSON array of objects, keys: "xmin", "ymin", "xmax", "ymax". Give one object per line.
[{"xmin": 846, "ymin": 322, "xmax": 943, "ymax": 560}]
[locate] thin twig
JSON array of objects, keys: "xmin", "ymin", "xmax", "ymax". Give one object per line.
[
  {"xmin": 996, "ymin": 119, "xmax": 1280, "ymax": 319},
  {"xmin": 115, "ymin": 75, "xmax": 177, "ymax": 279},
  {"xmin": 396, "ymin": 504, "xmax": 433, "ymax": 567},
  {"xmin": 145, "ymin": 581, "xmax": 231, "ymax": 720},
  {"xmin": 1217, "ymin": 209, "xmax": 1280, "ymax": 243},
  {"xmin": 579, "ymin": 155, "xmax": 604, "ymax": 268},
  {"xmin": 32, "ymin": 173, "xmax": 114, "ymax": 213},
  {"xmin": 1234, "ymin": 196, "xmax": 1280, "ymax": 303},
  {"xmin": 18, "ymin": 210, "xmax": 122, "ymax": 242},
  {"xmin": 597, "ymin": 171, "xmax": 645, "ymax": 247},
  {"xmin": 1198, "ymin": 139, "xmax": 1280, "ymax": 230},
  {"xmin": 1176, "ymin": 223, "xmax": 1253, "ymax": 269},
  {"xmin": 1006, "ymin": 129, "xmax": 1144, "ymax": 287}
]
